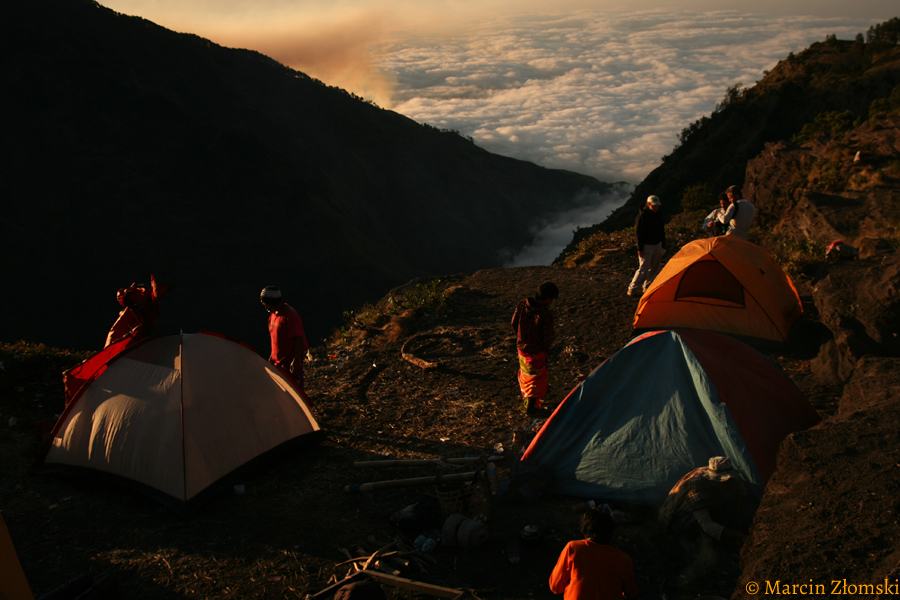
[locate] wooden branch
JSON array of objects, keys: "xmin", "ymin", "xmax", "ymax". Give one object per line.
[
  {"xmin": 362, "ymin": 543, "xmax": 393, "ymax": 571},
  {"xmin": 400, "ymin": 334, "xmax": 454, "ymax": 370},
  {"xmin": 353, "ymin": 456, "xmax": 503, "ymax": 469},
  {"xmin": 345, "ymin": 471, "xmax": 479, "ymax": 493}
]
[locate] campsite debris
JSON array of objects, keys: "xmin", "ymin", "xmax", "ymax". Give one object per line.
[
  {"xmin": 337, "ymin": 537, "xmax": 440, "ymax": 578},
  {"xmin": 400, "ymin": 335, "xmax": 439, "ymax": 370},
  {"xmin": 310, "ymin": 570, "xmax": 474, "ymax": 600},
  {"xmin": 353, "ymin": 456, "xmax": 502, "ymax": 469},
  {"xmin": 506, "ymin": 541, "xmax": 520, "ymax": 564},
  {"xmin": 519, "ymin": 525, "xmax": 540, "ymax": 541},
  {"xmin": 344, "ymin": 471, "xmax": 481, "ymax": 493},
  {"xmin": 400, "ymin": 333, "xmax": 460, "ymax": 370},
  {"xmin": 442, "ymin": 514, "xmax": 488, "ymax": 549},
  {"xmin": 394, "ymin": 537, "xmax": 437, "ymax": 566},
  {"xmin": 572, "ymin": 499, "xmax": 603, "ymax": 513},
  {"xmin": 826, "ymin": 240, "xmax": 859, "ymax": 262},
  {"xmin": 419, "ymin": 530, "xmax": 441, "ymax": 553}
]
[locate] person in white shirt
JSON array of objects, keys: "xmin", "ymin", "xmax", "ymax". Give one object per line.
[{"xmin": 721, "ymin": 185, "xmax": 756, "ymax": 240}]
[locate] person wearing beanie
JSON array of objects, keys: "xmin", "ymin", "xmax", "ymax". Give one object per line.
[
  {"xmin": 550, "ymin": 507, "xmax": 640, "ymax": 600},
  {"xmin": 260, "ymin": 286, "xmax": 309, "ymax": 391}
]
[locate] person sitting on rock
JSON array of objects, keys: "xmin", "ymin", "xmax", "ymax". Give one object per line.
[
  {"xmin": 550, "ymin": 507, "xmax": 640, "ymax": 600},
  {"xmin": 657, "ymin": 456, "xmax": 749, "ymax": 544}
]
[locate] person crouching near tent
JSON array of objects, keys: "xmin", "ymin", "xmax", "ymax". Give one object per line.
[
  {"xmin": 261, "ymin": 286, "xmax": 309, "ymax": 391},
  {"xmin": 701, "ymin": 192, "xmax": 729, "ymax": 237},
  {"xmin": 549, "ymin": 507, "xmax": 640, "ymax": 600},
  {"xmin": 657, "ymin": 456, "xmax": 749, "ymax": 572},
  {"xmin": 511, "ymin": 282, "xmax": 558, "ymax": 415},
  {"xmin": 626, "ymin": 195, "xmax": 666, "ymax": 297}
]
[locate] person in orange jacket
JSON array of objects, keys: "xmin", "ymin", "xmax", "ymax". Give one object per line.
[
  {"xmin": 261, "ymin": 286, "xmax": 309, "ymax": 391},
  {"xmin": 550, "ymin": 507, "xmax": 640, "ymax": 600}
]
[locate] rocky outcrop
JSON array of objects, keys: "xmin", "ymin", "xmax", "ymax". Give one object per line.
[
  {"xmin": 743, "ymin": 114, "xmax": 900, "ymax": 384},
  {"xmin": 809, "ymin": 254, "xmax": 900, "ymax": 383},
  {"xmin": 732, "ymin": 87, "xmax": 900, "ymax": 600},
  {"xmin": 584, "ymin": 40, "xmax": 900, "ymax": 236},
  {"xmin": 735, "ymin": 356, "xmax": 900, "ymax": 599},
  {"xmin": 746, "ymin": 116, "xmax": 900, "ymax": 253}
]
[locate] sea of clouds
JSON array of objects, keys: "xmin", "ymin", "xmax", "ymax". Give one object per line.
[
  {"xmin": 361, "ymin": 10, "xmax": 873, "ymax": 264},
  {"xmin": 372, "ymin": 10, "xmax": 873, "ymax": 184},
  {"xmin": 101, "ymin": 3, "xmax": 880, "ymax": 265}
]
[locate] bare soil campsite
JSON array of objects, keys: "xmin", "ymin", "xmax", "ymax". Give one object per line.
[{"xmin": 5, "ymin": 241, "xmax": 898, "ymax": 600}]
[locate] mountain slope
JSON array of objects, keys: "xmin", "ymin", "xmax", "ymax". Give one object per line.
[
  {"xmin": 562, "ymin": 36, "xmax": 900, "ymax": 245},
  {"xmin": 0, "ymin": 0, "xmax": 613, "ymax": 350}
]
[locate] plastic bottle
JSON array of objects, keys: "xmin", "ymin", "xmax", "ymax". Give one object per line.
[
  {"xmin": 420, "ymin": 530, "xmax": 441, "ymax": 553},
  {"xmin": 485, "ymin": 462, "xmax": 497, "ymax": 494}
]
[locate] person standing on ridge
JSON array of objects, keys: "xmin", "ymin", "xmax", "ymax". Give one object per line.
[
  {"xmin": 511, "ymin": 282, "xmax": 558, "ymax": 415},
  {"xmin": 626, "ymin": 195, "xmax": 666, "ymax": 297},
  {"xmin": 261, "ymin": 286, "xmax": 309, "ymax": 391},
  {"xmin": 721, "ymin": 185, "xmax": 756, "ymax": 240}
]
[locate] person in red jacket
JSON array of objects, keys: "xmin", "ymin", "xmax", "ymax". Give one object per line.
[
  {"xmin": 511, "ymin": 281, "xmax": 558, "ymax": 415},
  {"xmin": 550, "ymin": 507, "xmax": 640, "ymax": 600},
  {"xmin": 261, "ymin": 286, "xmax": 309, "ymax": 391}
]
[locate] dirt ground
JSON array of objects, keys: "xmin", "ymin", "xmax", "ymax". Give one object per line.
[{"xmin": 0, "ymin": 249, "xmax": 850, "ymax": 600}]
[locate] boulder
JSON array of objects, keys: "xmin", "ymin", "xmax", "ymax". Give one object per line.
[
  {"xmin": 808, "ymin": 252, "xmax": 900, "ymax": 383},
  {"xmin": 735, "ymin": 356, "xmax": 900, "ymax": 599}
]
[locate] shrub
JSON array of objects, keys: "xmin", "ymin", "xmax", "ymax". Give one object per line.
[
  {"xmin": 792, "ymin": 110, "xmax": 861, "ymax": 144},
  {"xmin": 680, "ymin": 183, "xmax": 714, "ymax": 212},
  {"xmin": 869, "ymin": 85, "xmax": 900, "ymax": 122},
  {"xmin": 0, "ymin": 342, "xmax": 91, "ymax": 404},
  {"xmin": 335, "ymin": 280, "xmax": 447, "ymax": 344}
]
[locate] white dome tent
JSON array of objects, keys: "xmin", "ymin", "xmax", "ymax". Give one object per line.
[{"xmin": 43, "ymin": 331, "xmax": 323, "ymax": 514}]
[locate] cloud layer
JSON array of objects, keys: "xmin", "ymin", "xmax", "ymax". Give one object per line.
[
  {"xmin": 97, "ymin": 2, "xmax": 885, "ymax": 264},
  {"xmin": 502, "ymin": 185, "xmax": 633, "ymax": 267},
  {"xmin": 100, "ymin": 2, "xmax": 884, "ymax": 183},
  {"xmin": 371, "ymin": 10, "xmax": 874, "ymax": 183}
]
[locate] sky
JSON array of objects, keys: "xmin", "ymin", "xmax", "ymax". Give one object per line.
[{"xmin": 97, "ymin": 0, "xmax": 896, "ymax": 264}]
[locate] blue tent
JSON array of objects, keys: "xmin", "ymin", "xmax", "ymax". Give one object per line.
[{"xmin": 519, "ymin": 329, "xmax": 819, "ymax": 506}]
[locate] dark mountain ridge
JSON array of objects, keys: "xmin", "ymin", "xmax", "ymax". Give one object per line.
[{"xmin": 0, "ymin": 0, "xmax": 614, "ymax": 351}]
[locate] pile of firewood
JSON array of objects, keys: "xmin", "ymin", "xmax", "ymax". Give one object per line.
[{"xmin": 330, "ymin": 536, "xmax": 437, "ymax": 583}]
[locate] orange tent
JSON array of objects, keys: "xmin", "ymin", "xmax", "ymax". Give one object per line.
[{"xmin": 634, "ymin": 236, "xmax": 802, "ymax": 343}]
